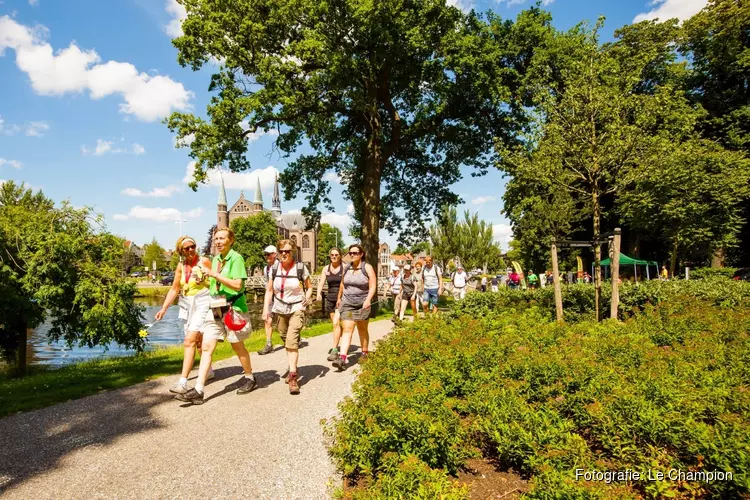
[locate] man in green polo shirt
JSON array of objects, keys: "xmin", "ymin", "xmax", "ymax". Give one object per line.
[{"xmin": 176, "ymin": 228, "xmax": 256, "ymax": 405}]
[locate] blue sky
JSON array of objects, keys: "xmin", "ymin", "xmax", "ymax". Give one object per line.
[{"xmin": 0, "ymin": 0, "xmax": 705, "ymax": 252}]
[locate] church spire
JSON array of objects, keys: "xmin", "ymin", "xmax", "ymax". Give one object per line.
[
  {"xmin": 272, "ymin": 174, "xmax": 281, "ymax": 217},
  {"xmin": 253, "ymin": 177, "xmax": 263, "ymax": 204},
  {"xmin": 216, "ymin": 172, "xmax": 228, "ymax": 230},
  {"xmin": 218, "ymin": 173, "xmax": 227, "ymax": 206}
]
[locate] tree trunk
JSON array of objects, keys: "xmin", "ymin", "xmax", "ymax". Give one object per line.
[
  {"xmin": 361, "ymin": 143, "xmax": 382, "ymax": 278},
  {"xmin": 669, "ymin": 241, "xmax": 678, "ymax": 278},
  {"xmin": 593, "ymin": 191, "xmax": 602, "ymax": 322},
  {"xmin": 711, "ymin": 247, "xmax": 725, "ymax": 268},
  {"xmin": 18, "ymin": 320, "xmax": 28, "ymax": 377}
]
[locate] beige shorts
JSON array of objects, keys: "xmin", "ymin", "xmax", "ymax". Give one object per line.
[
  {"xmin": 276, "ymin": 310, "xmax": 305, "ymax": 350},
  {"xmin": 201, "ymin": 313, "xmax": 250, "ymax": 344}
]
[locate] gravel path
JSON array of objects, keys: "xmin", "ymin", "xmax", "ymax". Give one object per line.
[{"xmin": 0, "ymin": 319, "xmax": 394, "ymax": 499}]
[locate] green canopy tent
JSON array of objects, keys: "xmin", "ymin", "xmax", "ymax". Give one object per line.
[{"xmin": 600, "ymin": 254, "xmax": 658, "ymax": 281}]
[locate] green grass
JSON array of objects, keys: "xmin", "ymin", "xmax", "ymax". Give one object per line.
[
  {"xmin": 133, "ymin": 285, "xmax": 171, "ymax": 298},
  {"xmin": 0, "ymin": 306, "xmax": 394, "ymax": 418}
]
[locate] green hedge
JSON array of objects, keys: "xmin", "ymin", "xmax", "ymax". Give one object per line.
[
  {"xmin": 328, "ymin": 292, "xmax": 750, "ymax": 498},
  {"xmin": 690, "ymin": 267, "xmax": 738, "ymax": 280},
  {"xmin": 450, "ymin": 278, "xmax": 750, "ymax": 323}
]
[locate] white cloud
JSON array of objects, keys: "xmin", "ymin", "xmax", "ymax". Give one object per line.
[
  {"xmin": 346, "ymin": 203, "xmax": 354, "ymax": 214},
  {"xmin": 447, "ymin": 0, "xmax": 472, "ymax": 12},
  {"xmin": 122, "ymin": 185, "xmax": 182, "ymax": 198},
  {"xmin": 0, "ymin": 115, "xmax": 49, "ymax": 137},
  {"xmin": 323, "ymin": 171, "xmax": 340, "ymax": 184},
  {"xmin": 173, "ymin": 132, "xmax": 195, "ymax": 148},
  {"xmin": 321, "ymin": 212, "xmax": 352, "ymax": 235},
  {"xmin": 542, "ymin": 0, "xmax": 555, "ymax": 5},
  {"xmin": 164, "ymin": 0, "xmax": 186, "ymax": 38},
  {"xmin": 471, "ymin": 195, "xmax": 496, "ymax": 205},
  {"xmin": 112, "ymin": 206, "xmax": 203, "ymax": 223},
  {"xmin": 0, "ymin": 158, "xmax": 22, "ymax": 169},
  {"xmin": 28, "ymin": 0, "xmax": 38, "ymax": 5},
  {"xmin": 634, "ymin": 0, "xmax": 707, "ymax": 23},
  {"xmin": 0, "ymin": 16, "xmax": 193, "ymax": 122},
  {"xmin": 183, "ymin": 162, "xmax": 279, "ymax": 193},
  {"xmin": 492, "ymin": 223, "xmax": 514, "ymax": 251},
  {"xmin": 238, "ymin": 122, "xmax": 280, "ymax": 142},
  {"xmin": 287, "ymin": 209, "xmax": 302, "ymax": 215},
  {"xmin": 81, "ymin": 139, "xmax": 145, "ymax": 156}
]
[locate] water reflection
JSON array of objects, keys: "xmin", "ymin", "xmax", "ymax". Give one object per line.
[{"xmin": 27, "ymin": 296, "xmax": 327, "ymax": 367}]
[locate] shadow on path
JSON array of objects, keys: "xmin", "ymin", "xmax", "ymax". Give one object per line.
[{"xmin": 0, "ymin": 380, "xmax": 171, "ymax": 493}]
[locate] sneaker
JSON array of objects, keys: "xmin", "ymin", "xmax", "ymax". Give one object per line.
[
  {"xmin": 288, "ymin": 373, "xmax": 300, "ymax": 395},
  {"xmin": 175, "ymin": 388, "xmax": 204, "ymax": 405},
  {"xmin": 236, "ymin": 376, "xmax": 257, "ymax": 395},
  {"xmin": 332, "ymin": 357, "xmax": 347, "ymax": 371},
  {"xmin": 326, "ymin": 348, "xmax": 339, "ymax": 362},
  {"xmin": 257, "ymin": 343, "xmax": 273, "ymax": 355},
  {"xmin": 169, "ymin": 382, "xmax": 188, "ymax": 394}
]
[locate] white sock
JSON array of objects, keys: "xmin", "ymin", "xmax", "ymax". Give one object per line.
[
  {"xmin": 244, "ymin": 374, "xmax": 255, "ymax": 380},
  {"xmin": 178, "ymin": 377, "xmax": 187, "ymax": 385},
  {"xmin": 195, "ymin": 383, "xmax": 204, "ymax": 394}
]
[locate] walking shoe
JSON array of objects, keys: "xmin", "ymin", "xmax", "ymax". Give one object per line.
[
  {"xmin": 326, "ymin": 347, "xmax": 339, "ymax": 362},
  {"xmin": 288, "ymin": 372, "xmax": 300, "ymax": 395},
  {"xmin": 236, "ymin": 376, "xmax": 257, "ymax": 395},
  {"xmin": 169, "ymin": 382, "xmax": 188, "ymax": 395},
  {"xmin": 257, "ymin": 343, "xmax": 273, "ymax": 355},
  {"xmin": 332, "ymin": 357, "xmax": 347, "ymax": 371},
  {"xmin": 175, "ymin": 388, "xmax": 204, "ymax": 405}
]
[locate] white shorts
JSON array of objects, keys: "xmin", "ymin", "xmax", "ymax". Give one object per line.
[
  {"xmin": 201, "ymin": 309, "xmax": 251, "ymax": 343},
  {"xmin": 180, "ymin": 289, "xmax": 211, "ymax": 333}
]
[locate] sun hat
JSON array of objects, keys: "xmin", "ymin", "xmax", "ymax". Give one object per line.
[
  {"xmin": 263, "ymin": 245, "xmax": 277, "ymax": 254},
  {"xmin": 404, "ymin": 264, "xmax": 411, "ymax": 270}
]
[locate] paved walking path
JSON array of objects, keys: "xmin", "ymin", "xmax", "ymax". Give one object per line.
[{"xmin": 0, "ymin": 319, "xmax": 395, "ymax": 499}]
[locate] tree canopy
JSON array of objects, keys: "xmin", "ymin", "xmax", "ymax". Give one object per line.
[
  {"xmin": 317, "ymin": 223, "xmax": 345, "ymax": 269},
  {"xmin": 0, "ymin": 182, "xmax": 145, "ymax": 367},
  {"xmin": 143, "ymin": 238, "xmax": 167, "ymax": 272},
  {"xmin": 167, "ymin": 0, "xmax": 542, "ymax": 270},
  {"xmin": 430, "ymin": 205, "xmax": 498, "ymax": 271}
]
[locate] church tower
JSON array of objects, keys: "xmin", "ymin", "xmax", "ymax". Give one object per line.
[
  {"xmin": 271, "ymin": 174, "xmax": 282, "ymax": 218},
  {"xmin": 217, "ymin": 174, "xmax": 228, "ymax": 229},
  {"xmin": 252, "ymin": 178, "xmax": 264, "ymax": 213}
]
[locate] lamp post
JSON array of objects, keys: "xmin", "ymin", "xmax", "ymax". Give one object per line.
[{"xmin": 175, "ymin": 216, "xmax": 187, "ymax": 236}]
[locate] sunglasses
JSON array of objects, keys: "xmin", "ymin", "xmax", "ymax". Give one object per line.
[
  {"xmin": 182, "ymin": 244, "xmax": 196, "ymax": 251},
  {"xmin": 263, "ymin": 253, "xmax": 273, "ymax": 256},
  {"xmin": 279, "ymin": 249, "xmax": 292, "ymax": 255},
  {"xmin": 330, "ymin": 254, "xmax": 340, "ymax": 258},
  {"xmin": 348, "ymin": 251, "xmax": 361, "ymax": 256}
]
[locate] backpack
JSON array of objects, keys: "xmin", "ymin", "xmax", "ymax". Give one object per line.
[
  {"xmin": 271, "ymin": 261, "xmax": 307, "ymax": 291},
  {"xmin": 343, "ymin": 262, "xmax": 372, "ymax": 281},
  {"xmin": 422, "ymin": 265, "xmax": 441, "ymax": 282}
]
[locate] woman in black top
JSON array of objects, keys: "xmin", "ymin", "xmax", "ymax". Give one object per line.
[{"xmin": 316, "ymin": 247, "xmax": 344, "ymax": 361}]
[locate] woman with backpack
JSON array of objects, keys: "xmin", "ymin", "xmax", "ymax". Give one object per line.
[
  {"xmin": 397, "ymin": 264, "xmax": 418, "ymax": 321},
  {"xmin": 333, "ymin": 243, "xmax": 377, "ymax": 371},
  {"xmin": 262, "ymin": 238, "xmax": 312, "ymax": 395},
  {"xmin": 316, "ymin": 247, "xmax": 344, "ymax": 362}
]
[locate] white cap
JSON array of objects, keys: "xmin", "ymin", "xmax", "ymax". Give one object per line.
[
  {"xmin": 404, "ymin": 264, "xmax": 411, "ymax": 270},
  {"xmin": 263, "ymin": 245, "xmax": 277, "ymax": 254}
]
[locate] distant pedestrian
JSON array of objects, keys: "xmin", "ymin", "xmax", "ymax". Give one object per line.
[
  {"xmin": 175, "ymin": 228, "xmax": 256, "ymax": 405},
  {"xmin": 509, "ymin": 270, "xmax": 520, "ymax": 290},
  {"xmin": 257, "ymin": 245, "xmax": 278, "ymax": 356},
  {"xmin": 451, "ymin": 265, "xmax": 468, "ymax": 300},
  {"xmin": 661, "ymin": 266, "xmax": 669, "ymax": 280},
  {"xmin": 316, "ymin": 247, "xmax": 344, "ymax": 362},
  {"xmin": 491, "ymin": 275, "xmax": 499, "ymax": 292},
  {"xmin": 421, "ymin": 256, "xmax": 443, "ymax": 313},
  {"xmin": 263, "ymin": 239, "xmax": 312, "ymax": 395},
  {"xmin": 528, "ymin": 271, "xmax": 539, "ymax": 289},
  {"xmin": 480, "ymin": 274, "xmax": 487, "ymax": 292},
  {"xmin": 334, "ymin": 244, "xmax": 377, "ymax": 371},
  {"xmin": 397, "ymin": 265, "xmax": 418, "ymax": 321},
  {"xmin": 412, "ymin": 262, "xmax": 423, "ymax": 317},
  {"xmin": 388, "ymin": 267, "xmax": 402, "ymax": 319},
  {"xmin": 157, "ymin": 235, "xmax": 214, "ymax": 395}
]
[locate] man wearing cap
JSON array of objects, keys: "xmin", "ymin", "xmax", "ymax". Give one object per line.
[
  {"xmin": 257, "ymin": 245, "xmax": 278, "ymax": 355},
  {"xmin": 451, "ymin": 265, "xmax": 469, "ymax": 301}
]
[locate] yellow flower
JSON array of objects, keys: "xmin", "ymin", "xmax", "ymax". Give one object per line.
[{"xmin": 138, "ymin": 329, "xmax": 149, "ymax": 338}]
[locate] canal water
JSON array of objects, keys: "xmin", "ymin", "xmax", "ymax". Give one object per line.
[{"xmin": 26, "ymin": 296, "xmax": 330, "ymax": 367}]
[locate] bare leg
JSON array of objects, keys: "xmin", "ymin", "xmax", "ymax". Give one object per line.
[
  {"xmin": 196, "ymin": 338, "xmax": 218, "ymax": 389},
  {"xmin": 356, "ymin": 320, "xmax": 370, "ymax": 353},
  {"xmin": 330, "ymin": 312, "xmax": 342, "ymax": 348},
  {"xmin": 287, "ymin": 348, "xmax": 299, "ymax": 372},
  {"xmin": 180, "ymin": 331, "xmax": 200, "ymax": 379},
  {"xmin": 410, "ymin": 299, "xmax": 417, "ymax": 319},
  {"xmin": 231, "ymin": 341, "xmax": 253, "ymax": 375},
  {"xmin": 339, "ymin": 320, "xmax": 355, "ymax": 356},
  {"xmin": 264, "ymin": 315, "xmax": 273, "ymax": 344}
]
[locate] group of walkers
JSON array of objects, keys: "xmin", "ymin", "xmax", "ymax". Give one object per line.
[
  {"xmin": 387, "ymin": 256, "xmax": 445, "ymax": 321},
  {"xmin": 157, "ymin": 231, "xmax": 382, "ymax": 403}
]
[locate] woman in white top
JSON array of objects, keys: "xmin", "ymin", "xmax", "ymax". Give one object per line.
[{"xmin": 262, "ymin": 238, "xmax": 312, "ymax": 395}]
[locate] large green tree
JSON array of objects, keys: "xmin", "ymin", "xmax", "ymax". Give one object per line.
[
  {"xmin": 167, "ymin": 0, "xmax": 538, "ymax": 271},
  {"xmin": 143, "ymin": 238, "xmax": 167, "ymax": 272},
  {"xmin": 430, "ymin": 205, "xmax": 496, "ymax": 271},
  {"xmin": 231, "ymin": 212, "xmax": 280, "ymax": 274},
  {"xmin": 0, "ymin": 182, "xmax": 145, "ymax": 373},
  {"xmin": 317, "ymin": 223, "xmax": 345, "ymax": 269}
]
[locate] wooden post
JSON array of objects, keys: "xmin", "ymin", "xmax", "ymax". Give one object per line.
[
  {"xmin": 550, "ymin": 239, "xmax": 563, "ymax": 323},
  {"xmin": 610, "ymin": 228, "xmax": 621, "ymax": 320}
]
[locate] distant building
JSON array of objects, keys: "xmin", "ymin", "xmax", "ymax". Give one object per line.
[
  {"xmin": 378, "ymin": 243, "xmax": 391, "ymax": 278},
  {"xmin": 214, "ymin": 174, "xmax": 319, "ymax": 272},
  {"xmin": 123, "ymin": 240, "xmax": 144, "ymax": 271}
]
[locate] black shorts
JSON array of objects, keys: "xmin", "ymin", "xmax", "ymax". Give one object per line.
[{"xmin": 325, "ymin": 296, "xmax": 338, "ymax": 313}]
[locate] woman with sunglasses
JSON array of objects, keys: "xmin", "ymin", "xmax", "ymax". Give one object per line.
[
  {"xmin": 333, "ymin": 244, "xmax": 377, "ymax": 371},
  {"xmin": 315, "ymin": 247, "xmax": 344, "ymax": 361},
  {"xmin": 156, "ymin": 235, "xmax": 214, "ymax": 394},
  {"xmin": 262, "ymin": 239, "xmax": 312, "ymax": 395}
]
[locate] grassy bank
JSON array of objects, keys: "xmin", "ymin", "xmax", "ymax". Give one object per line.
[
  {"xmin": 133, "ymin": 285, "xmax": 171, "ymax": 298},
  {"xmin": 328, "ymin": 283, "xmax": 750, "ymax": 498},
  {"xmin": 0, "ymin": 307, "xmax": 392, "ymax": 418}
]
